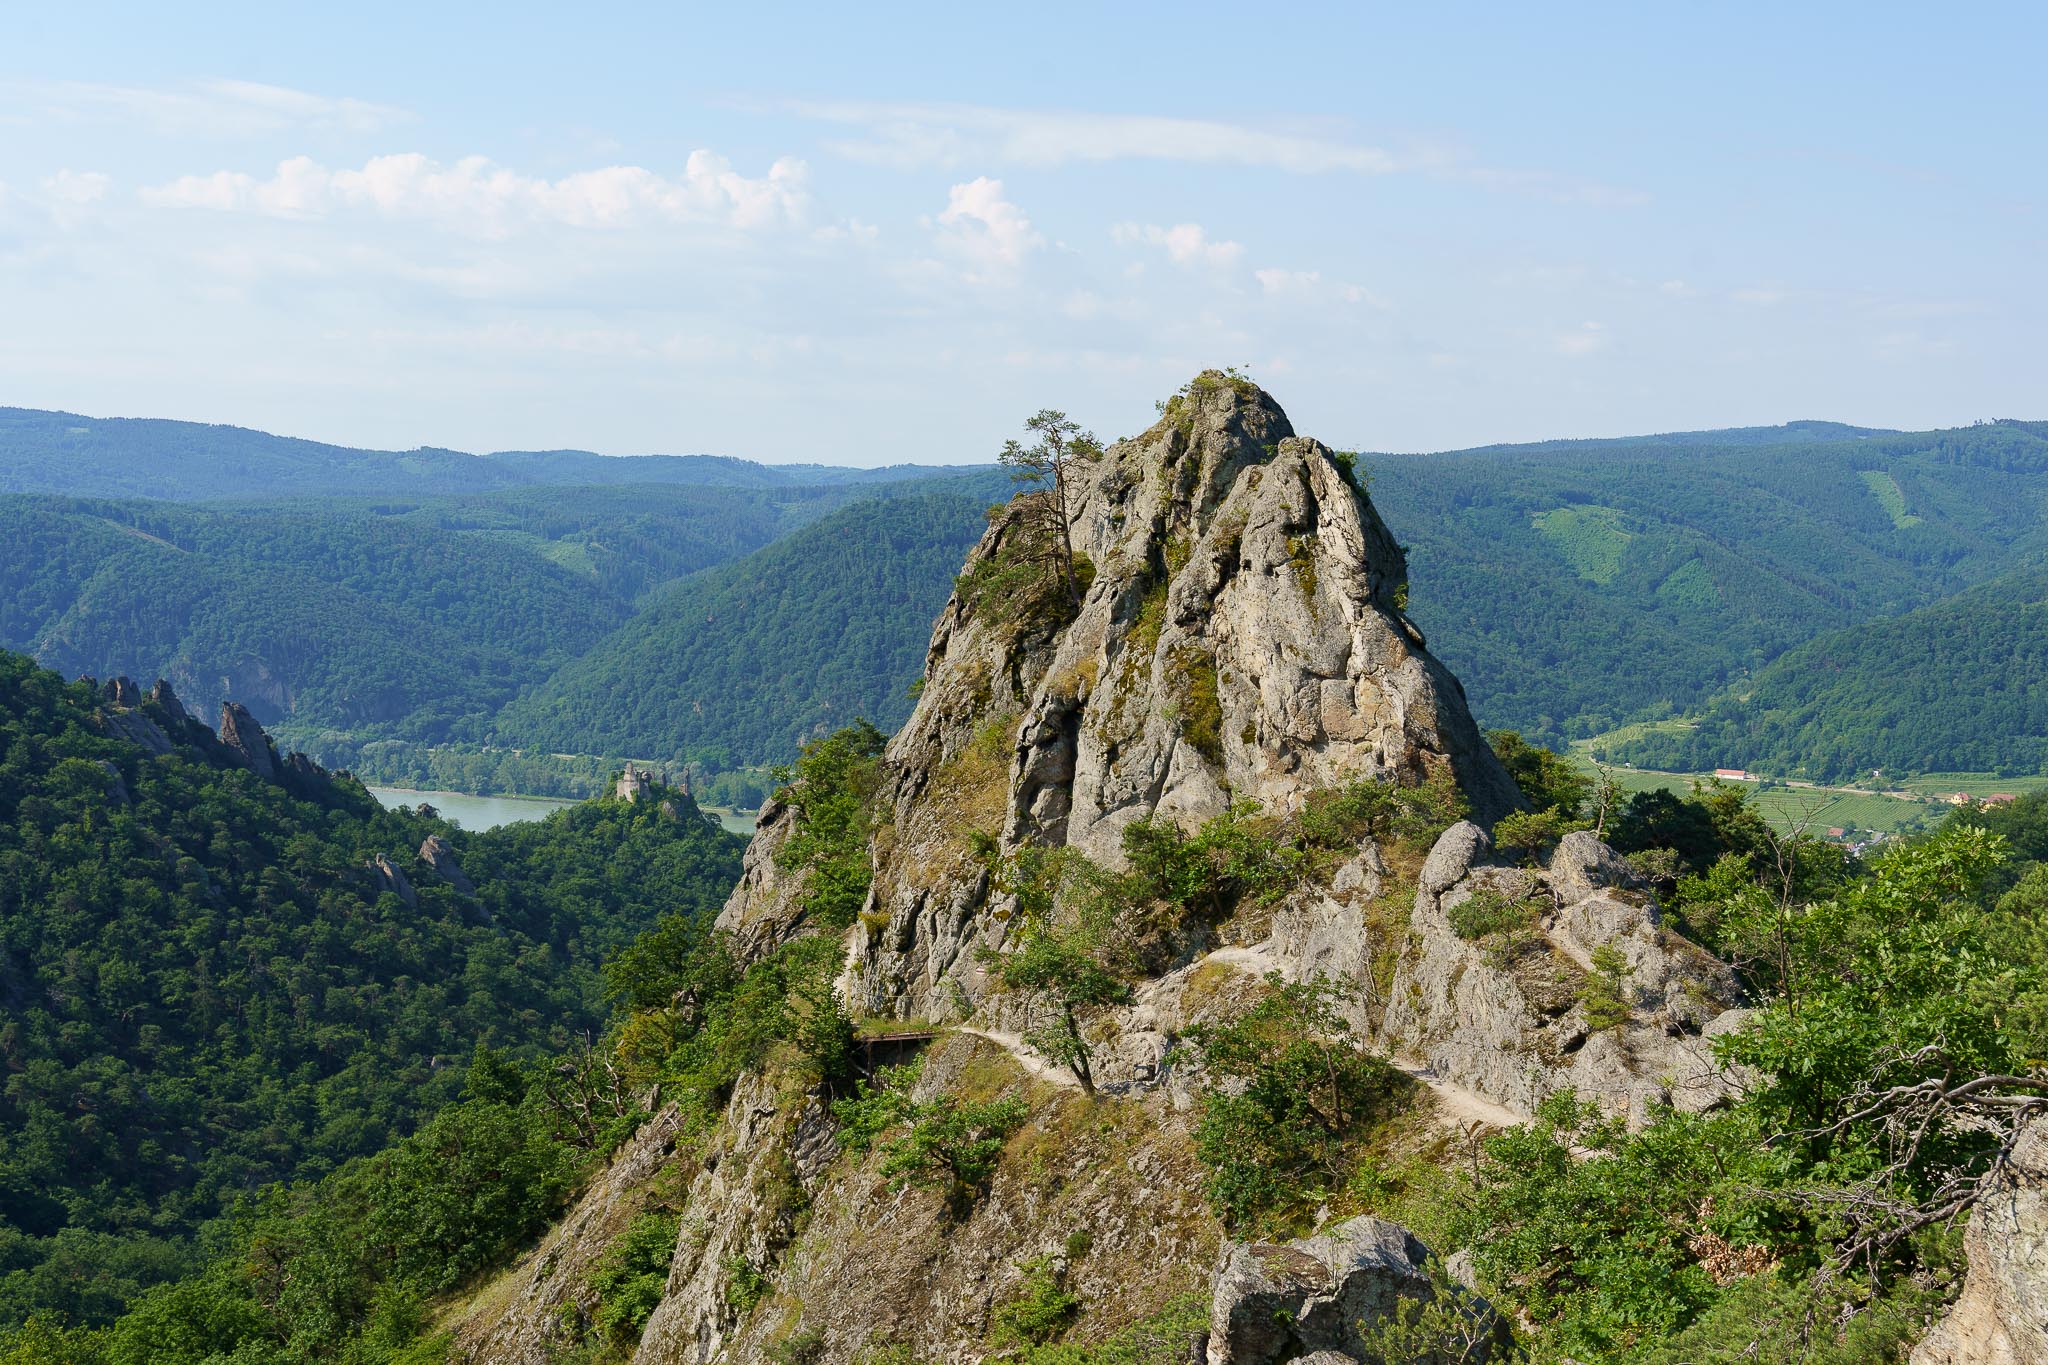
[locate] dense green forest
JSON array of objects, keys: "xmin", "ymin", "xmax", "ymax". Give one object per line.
[
  {"xmin": 11, "ymin": 729, "xmax": 2047, "ymax": 1362},
  {"xmin": 0, "ymin": 651, "xmax": 742, "ymax": 1326},
  {"xmin": 0, "ymin": 476, "xmax": 1002, "ymax": 746},
  {"xmin": 493, "ymin": 491, "xmax": 998, "ymax": 770},
  {"xmin": 0, "ymin": 406, "xmax": 978, "ymax": 501},
  {"xmin": 1610, "ymin": 562, "xmax": 2048, "ymax": 780},
  {"xmin": 1373, "ymin": 418, "xmax": 2048, "ymax": 745}
]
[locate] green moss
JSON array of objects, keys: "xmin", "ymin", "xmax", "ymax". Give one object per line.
[
  {"xmin": 1285, "ymin": 534, "xmax": 1320, "ymax": 605},
  {"xmin": 1171, "ymin": 645, "xmax": 1224, "ymax": 763}
]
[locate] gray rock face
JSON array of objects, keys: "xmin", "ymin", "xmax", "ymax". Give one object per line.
[
  {"xmin": 102, "ymin": 676, "xmax": 141, "ymax": 708},
  {"xmin": 1912, "ymin": 1116, "xmax": 2048, "ymax": 1365},
  {"xmin": 371, "ymin": 854, "xmax": 417, "ymax": 907},
  {"xmin": 218, "ymin": 702, "xmax": 281, "ymax": 782},
  {"xmin": 96, "ymin": 706, "xmax": 173, "ymax": 756},
  {"xmin": 1382, "ymin": 824, "xmax": 1746, "ymax": 1125},
  {"xmin": 836, "ymin": 374, "xmax": 1518, "ymax": 1022},
  {"xmin": 1206, "ymin": 1216, "xmax": 1499, "ymax": 1365},
  {"xmin": 418, "ymin": 834, "xmax": 476, "ymax": 896}
]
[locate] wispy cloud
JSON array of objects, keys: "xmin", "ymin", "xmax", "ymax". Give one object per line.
[
  {"xmin": 1, "ymin": 78, "xmax": 412, "ymax": 135},
  {"xmin": 766, "ymin": 98, "xmax": 1646, "ymax": 206},
  {"xmin": 1113, "ymin": 221, "xmax": 1242, "ymax": 268},
  {"xmin": 141, "ymin": 151, "xmax": 810, "ymax": 233},
  {"xmin": 776, "ymin": 99, "xmax": 1402, "ymax": 174}
]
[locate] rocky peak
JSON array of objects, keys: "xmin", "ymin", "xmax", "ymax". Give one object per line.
[
  {"xmin": 218, "ymin": 701, "xmax": 282, "ymax": 782},
  {"xmin": 826, "ymin": 372, "xmax": 1519, "ymax": 1020}
]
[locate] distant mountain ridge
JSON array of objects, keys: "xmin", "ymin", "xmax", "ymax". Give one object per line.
[{"xmin": 0, "ymin": 406, "xmax": 985, "ymax": 500}]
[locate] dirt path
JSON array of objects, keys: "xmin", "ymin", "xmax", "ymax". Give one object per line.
[
  {"xmin": 1389, "ymin": 1056, "xmax": 1528, "ymax": 1130},
  {"xmin": 955, "ymin": 1026, "xmax": 1082, "ymax": 1088},
  {"xmin": 1196, "ymin": 944, "xmax": 1531, "ymax": 1131}
]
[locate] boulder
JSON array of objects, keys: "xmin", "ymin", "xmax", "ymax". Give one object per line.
[
  {"xmin": 95, "ymin": 707, "xmax": 173, "ymax": 756},
  {"xmin": 419, "ymin": 834, "xmax": 477, "ymax": 896},
  {"xmin": 1207, "ymin": 1216, "xmax": 1500, "ymax": 1365},
  {"xmin": 102, "ymin": 676, "xmax": 142, "ymax": 708},
  {"xmin": 371, "ymin": 854, "xmax": 417, "ymax": 907},
  {"xmin": 1421, "ymin": 821, "xmax": 1491, "ymax": 897},
  {"xmin": 1912, "ymin": 1116, "xmax": 2048, "ymax": 1364}
]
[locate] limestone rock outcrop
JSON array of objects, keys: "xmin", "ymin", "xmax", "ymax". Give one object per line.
[
  {"xmin": 1380, "ymin": 823, "xmax": 1746, "ymax": 1124},
  {"xmin": 840, "ymin": 373, "xmax": 1519, "ymax": 1023},
  {"xmin": 219, "ymin": 701, "xmax": 282, "ymax": 782},
  {"xmin": 419, "ymin": 834, "xmax": 477, "ymax": 896},
  {"xmin": 370, "ymin": 854, "xmax": 417, "ymax": 908},
  {"xmin": 1912, "ymin": 1116, "xmax": 2048, "ymax": 1365},
  {"xmin": 1207, "ymin": 1216, "xmax": 1500, "ymax": 1365}
]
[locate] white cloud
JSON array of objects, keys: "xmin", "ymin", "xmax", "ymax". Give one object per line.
[
  {"xmin": 1114, "ymin": 221, "xmax": 1243, "ymax": 268},
  {"xmin": 932, "ymin": 177, "xmax": 1041, "ymax": 274},
  {"xmin": 0, "ymin": 78, "xmax": 411, "ymax": 135},
  {"xmin": 141, "ymin": 151, "xmax": 810, "ymax": 233}
]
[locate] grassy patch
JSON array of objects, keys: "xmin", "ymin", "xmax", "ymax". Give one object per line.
[
  {"xmin": 1858, "ymin": 468, "xmax": 1923, "ymax": 528},
  {"xmin": 1531, "ymin": 504, "xmax": 1631, "ymax": 585}
]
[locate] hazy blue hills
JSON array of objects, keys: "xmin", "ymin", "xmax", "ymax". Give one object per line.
[{"xmin": 0, "ymin": 406, "xmax": 984, "ymax": 501}]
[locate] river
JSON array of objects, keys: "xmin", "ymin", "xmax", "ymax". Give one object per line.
[{"xmin": 368, "ymin": 786, "xmax": 760, "ymax": 836}]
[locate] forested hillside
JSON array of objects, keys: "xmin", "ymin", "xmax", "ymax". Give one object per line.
[
  {"xmin": 1611, "ymin": 562, "xmax": 2048, "ymax": 780},
  {"xmin": 0, "ymin": 406, "xmax": 978, "ymax": 500},
  {"xmin": 0, "ymin": 653, "xmax": 742, "ymax": 1325},
  {"xmin": 1373, "ymin": 417, "xmax": 2048, "ymax": 744},
  {"xmin": 494, "ymin": 490, "xmax": 999, "ymax": 769},
  {"xmin": 0, "ymin": 478, "xmax": 996, "ymax": 743}
]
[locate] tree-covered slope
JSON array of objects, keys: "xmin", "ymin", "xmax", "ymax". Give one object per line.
[
  {"xmin": 1610, "ymin": 563, "xmax": 2048, "ymax": 781},
  {"xmin": 0, "ymin": 406, "xmax": 981, "ymax": 501},
  {"xmin": 1371, "ymin": 418, "xmax": 2048, "ymax": 743},
  {"xmin": 0, "ymin": 481, "xmax": 972, "ymax": 743},
  {"xmin": 493, "ymin": 489, "xmax": 1001, "ymax": 769},
  {"xmin": 0, "ymin": 652, "xmax": 743, "ymax": 1323}
]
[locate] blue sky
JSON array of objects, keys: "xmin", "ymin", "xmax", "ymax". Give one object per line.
[{"xmin": 2, "ymin": 3, "xmax": 2041, "ymax": 464}]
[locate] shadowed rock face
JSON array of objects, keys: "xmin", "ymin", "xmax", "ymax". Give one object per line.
[{"xmin": 832, "ymin": 373, "xmax": 1518, "ymax": 1022}]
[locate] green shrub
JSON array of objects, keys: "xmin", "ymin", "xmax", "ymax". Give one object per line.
[
  {"xmin": 1580, "ymin": 944, "xmax": 1634, "ymax": 1030},
  {"xmin": 1446, "ymin": 888, "xmax": 1531, "ymax": 942},
  {"xmin": 772, "ymin": 721, "xmax": 886, "ymax": 933},
  {"xmin": 831, "ymin": 1066, "xmax": 1028, "ymax": 1208},
  {"xmin": 588, "ymin": 1212, "xmax": 681, "ymax": 1344},
  {"xmin": 989, "ymin": 1255, "xmax": 1082, "ymax": 1348},
  {"xmin": 723, "ymin": 1255, "xmax": 772, "ymax": 1315},
  {"xmin": 1187, "ymin": 976, "xmax": 1408, "ymax": 1231}
]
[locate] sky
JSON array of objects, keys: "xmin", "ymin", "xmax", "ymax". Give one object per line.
[{"xmin": 1, "ymin": 3, "xmax": 2042, "ymax": 465}]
